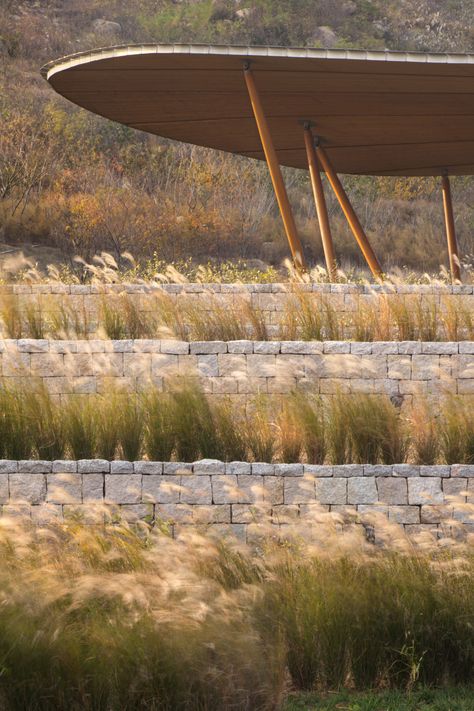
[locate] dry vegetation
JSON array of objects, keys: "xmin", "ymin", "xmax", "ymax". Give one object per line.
[
  {"xmin": 1, "ymin": 1, "xmax": 474, "ymax": 275},
  {"xmin": 0, "ymin": 510, "xmax": 471, "ymax": 709},
  {"xmin": 0, "ymin": 379, "xmax": 474, "ymax": 466},
  {"xmin": 1, "ymin": 286, "xmax": 473, "ymax": 342}
]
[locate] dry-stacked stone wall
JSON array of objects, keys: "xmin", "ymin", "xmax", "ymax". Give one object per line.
[
  {"xmin": 0, "ymin": 338, "xmax": 472, "ymax": 403},
  {"xmin": 3, "ymin": 282, "xmax": 474, "ymax": 339},
  {"xmin": 0, "ymin": 459, "xmax": 472, "ymax": 538},
  {"xmin": 2, "ymin": 283, "xmax": 474, "ymax": 532}
]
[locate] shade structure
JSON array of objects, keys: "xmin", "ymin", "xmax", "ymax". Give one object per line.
[{"xmin": 42, "ymin": 44, "xmax": 474, "ymax": 178}]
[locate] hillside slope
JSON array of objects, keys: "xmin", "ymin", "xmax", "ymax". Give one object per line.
[{"xmin": 1, "ymin": 0, "xmax": 474, "ymax": 275}]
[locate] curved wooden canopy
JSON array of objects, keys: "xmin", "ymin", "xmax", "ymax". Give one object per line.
[{"xmin": 42, "ymin": 44, "xmax": 474, "ymax": 177}]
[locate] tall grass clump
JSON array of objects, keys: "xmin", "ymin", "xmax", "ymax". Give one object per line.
[
  {"xmin": 265, "ymin": 528, "xmax": 474, "ymax": 691},
  {"xmin": 0, "ymin": 518, "xmax": 284, "ymax": 711},
  {"xmin": 325, "ymin": 393, "xmax": 409, "ymax": 465},
  {"xmin": 26, "ymin": 384, "xmax": 66, "ymax": 459},
  {"xmin": 245, "ymin": 396, "xmax": 277, "ymax": 463},
  {"xmin": 440, "ymin": 396, "xmax": 474, "ymax": 464},
  {"xmin": 1, "ymin": 380, "xmax": 474, "ymax": 465},
  {"xmin": 142, "ymin": 390, "xmax": 176, "ymax": 461},
  {"xmin": 326, "ymin": 392, "xmax": 352, "ymax": 464},
  {"xmin": 170, "ymin": 379, "xmax": 220, "ymax": 461},
  {"xmin": 117, "ymin": 391, "xmax": 144, "ymax": 460},
  {"xmin": 411, "ymin": 398, "xmax": 440, "ymax": 465},
  {"xmin": 0, "ymin": 512, "xmax": 472, "ymax": 708},
  {"xmin": 213, "ymin": 399, "xmax": 248, "ymax": 462},
  {"xmin": 0, "ymin": 385, "xmax": 34, "ymax": 459},
  {"xmin": 0, "ymin": 296, "xmax": 23, "ymax": 339},
  {"xmin": 64, "ymin": 396, "xmax": 98, "ymax": 459},
  {"xmin": 277, "ymin": 399, "xmax": 303, "ymax": 463}
]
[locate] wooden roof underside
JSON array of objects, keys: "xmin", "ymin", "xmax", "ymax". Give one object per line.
[{"xmin": 43, "ymin": 45, "xmax": 474, "ymax": 177}]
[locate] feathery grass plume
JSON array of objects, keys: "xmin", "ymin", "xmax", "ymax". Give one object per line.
[
  {"xmin": 117, "ymin": 391, "xmax": 144, "ymax": 461},
  {"xmin": 0, "ymin": 518, "xmax": 285, "ymax": 710},
  {"xmin": 0, "ymin": 384, "xmax": 34, "ymax": 459},
  {"xmin": 411, "ymin": 398, "xmax": 440, "ymax": 465},
  {"xmin": 245, "ymin": 395, "xmax": 276, "ymax": 463},
  {"xmin": 26, "ymin": 383, "xmax": 66, "ymax": 460},
  {"xmin": 326, "ymin": 392, "xmax": 351, "ymax": 464},
  {"xmin": 0, "ymin": 295, "xmax": 22, "ymax": 338},
  {"xmin": 143, "ymin": 389, "xmax": 175, "ymax": 461},
  {"xmin": 264, "ymin": 531, "xmax": 474, "ymax": 691},
  {"xmin": 64, "ymin": 395, "xmax": 97, "ymax": 459},
  {"xmin": 277, "ymin": 398, "xmax": 303, "ymax": 463},
  {"xmin": 291, "ymin": 392, "xmax": 326, "ymax": 465},
  {"xmin": 212, "ymin": 398, "xmax": 247, "ymax": 462}
]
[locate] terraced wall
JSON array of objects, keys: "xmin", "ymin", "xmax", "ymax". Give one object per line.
[
  {"xmin": 1, "ymin": 338, "xmax": 473, "ymax": 402},
  {"xmin": 1, "ymin": 459, "xmax": 472, "ymax": 539}
]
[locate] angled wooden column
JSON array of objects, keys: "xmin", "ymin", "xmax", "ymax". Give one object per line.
[
  {"xmin": 243, "ymin": 63, "xmax": 306, "ymax": 271},
  {"xmin": 315, "ymin": 142, "xmax": 383, "ymax": 281},
  {"xmin": 442, "ymin": 174, "xmax": 461, "ymax": 283},
  {"xmin": 303, "ymin": 124, "xmax": 337, "ymax": 281}
]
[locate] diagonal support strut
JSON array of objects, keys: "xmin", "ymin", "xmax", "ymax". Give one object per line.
[
  {"xmin": 243, "ymin": 63, "xmax": 306, "ymax": 271},
  {"xmin": 303, "ymin": 124, "xmax": 337, "ymax": 281},
  {"xmin": 441, "ymin": 174, "xmax": 461, "ymax": 283},
  {"xmin": 315, "ymin": 140, "xmax": 384, "ymax": 281}
]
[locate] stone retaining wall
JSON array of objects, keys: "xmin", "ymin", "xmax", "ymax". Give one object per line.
[
  {"xmin": 2, "ymin": 283, "xmax": 473, "ymax": 338},
  {"xmin": 1, "ymin": 339, "xmax": 473, "ymax": 401},
  {"xmin": 1, "ymin": 460, "xmax": 472, "ymax": 537}
]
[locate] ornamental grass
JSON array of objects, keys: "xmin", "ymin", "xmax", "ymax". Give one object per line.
[
  {"xmin": 2, "ymin": 289, "xmax": 474, "ymax": 342},
  {"xmin": 0, "ymin": 509, "xmax": 471, "ymax": 708},
  {"xmin": 0, "ymin": 381, "xmax": 472, "ymax": 465}
]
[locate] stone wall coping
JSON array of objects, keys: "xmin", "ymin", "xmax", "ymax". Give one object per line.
[
  {"xmin": 0, "ymin": 339, "xmax": 471, "ymax": 355},
  {"xmin": 4, "ymin": 461, "xmax": 474, "ymax": 477},
  {"xmin": 4, "ymin": 462, "xmax": 473, "ymax": 533},
  {"xmin": 3, "ymin": 283, "xmax": 474, "ymax": 296}
]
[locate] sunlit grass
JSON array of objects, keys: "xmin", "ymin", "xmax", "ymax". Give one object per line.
[
  {"xmin": 0, "ymin": 381, "xmax": 470, "ymax": 465},
  {"xmin": 0, "ymin": 511, "xmax": 471, "ymax": 708}
]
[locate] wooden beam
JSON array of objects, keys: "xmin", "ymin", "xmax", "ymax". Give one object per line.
[
  {"xmin": 315, "ymin": 142, "xmax": 384, "ymax": 280},
  {"xmin": 243, "ymin": 64, "xmax": 306, "ymax": 271},
  {"xmin": 303, "ymin": 125, "xmax": 337, "ymax": 281},
  {"xmin": 442, "ymin": 174, "xmax": 461, "ymax": 282}
]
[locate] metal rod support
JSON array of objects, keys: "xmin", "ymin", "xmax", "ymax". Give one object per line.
[
  {"xmin": 315, "ymin": 143, "xmax": 384, "ymax": 280},
  {"xmin": 243, "ymin": 65, "xmax": 306, "ymax": 271},
  {"xmin": 303, "ymin": 125, "xmax": 337, "ymax": 281},
  {"xmin": 442, "ymin": 174, "xmax": 461, "ymax": 283}
]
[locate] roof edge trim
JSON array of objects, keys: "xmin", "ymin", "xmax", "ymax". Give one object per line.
[{"xmin": 40, "ymin": 43, "xmax": 474, "ymax": 81}]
